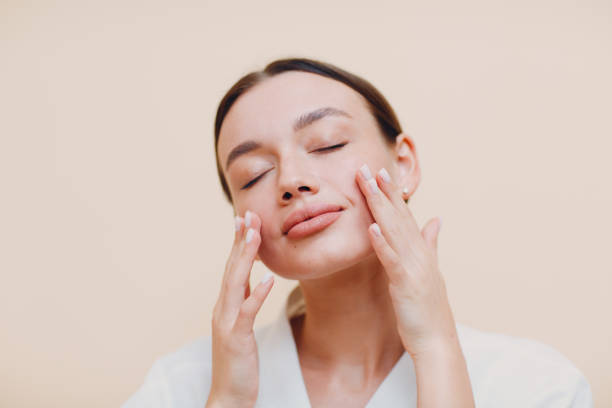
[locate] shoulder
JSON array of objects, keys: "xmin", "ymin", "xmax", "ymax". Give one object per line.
[
  {"xmin": 121, "ymin": 323, "xmax": 277, "ymax": 408},
  {"xmin": 121, "ymin": 335, "xmax": 214, "ymax": 408},
  {"xmin": 456, "ymin": 323, "xmax": 593, "ymax": 407}
]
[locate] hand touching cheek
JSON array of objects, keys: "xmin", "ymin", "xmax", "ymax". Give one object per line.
[{"xmin": 355, "ymin": 164, "xmax": 457, "ymax": 358}]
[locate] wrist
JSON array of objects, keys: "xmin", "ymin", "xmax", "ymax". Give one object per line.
[
  {"xmin": 206, "ymin": 392, "xmax": 255, "ymax": 408},
  {"xmin": 410, "ymin": 332, "xmax": 463, "ymax": 363},
  {"xmin": 410, "ymin": 333, "xmax": 475, "ymax": 408}
]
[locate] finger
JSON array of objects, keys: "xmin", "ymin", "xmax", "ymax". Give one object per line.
[
  {"xmin": 215, "ymin": 215, "xmax": 244, "ymax": 316},
  {"xmin": 374, "ymin": 167, "xmax": 422, "ymax": 237},
  {"xmin": 356, "ymin": 163, "xmax": 397, "ymax": 229},
  {"xmin": 223, "ymin": 215, "xmax": 244, "ymax": 282},
  {"xmin": 375, "ymin": 167, "xmax": 406, "ymax": 209},
  {"xmin": 233, "ymin": 272, "xmax": 275, "ymax": 334},
  {"xmin": 223, "ymin": 212, "xmax": 263, "ymax": 317},
  {"xmin": 357, "ymin": 164, "xmax": 420, "ymax": 253},
  {"xmin": 224, "ymin": 210, "xmax": 261, "ymax": 285},
  {"xmin": 421, "ymin": 217, "xmax": 442, "ymax": 253},
  {"xmin": 368, "ymin": 223, "xmax": 409, "ymax": 288},
  {"xmin": 235, "ymin": 210, "xmax": 262, "ymax": 284}
]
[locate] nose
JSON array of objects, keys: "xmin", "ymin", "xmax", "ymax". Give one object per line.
[{"xmin": 277, "ymin": 158, "xmax": 320, "ymax": 204}]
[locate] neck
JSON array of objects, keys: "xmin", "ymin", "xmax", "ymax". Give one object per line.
[{"xmin": 292, "ymin": 253, "xmax": 405, "ymax": 375}]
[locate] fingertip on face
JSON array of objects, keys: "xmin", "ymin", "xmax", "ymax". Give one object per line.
[
  {"xmin": 240, "ymin": 209, "xmax": 262, "ymax": 231},
  {"xmin": 377, "ymin": 167, "xmax": 392, "ymax": 184},
  {"xmin": 357, "ymin": 163, "xmax": 393, "ymax": 182},
  {"xmin": 359, "ymin": 163, "xmax": 373, "ymax": 181},
  {"xmin": 356, "ymin": 163, "xmax": 382, "ymax": 195}
]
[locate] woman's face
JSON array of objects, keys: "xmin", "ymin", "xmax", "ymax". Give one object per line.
[{"xmin": 217, "ymin": 71, "xmax": 415, "ymax": 279}]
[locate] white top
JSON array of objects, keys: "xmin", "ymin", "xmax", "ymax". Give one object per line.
[{"xmin": 122, "ymin": 285, "xmax": 593, "ymax": 407}]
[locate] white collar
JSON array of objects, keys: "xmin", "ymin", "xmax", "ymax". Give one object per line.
[{"xmin": 255, "ymin": 284, "xmax": 417, "ymax": 407}]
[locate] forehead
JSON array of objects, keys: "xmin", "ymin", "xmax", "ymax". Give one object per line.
[{"xmin": 217, "ymin": 71, "xmax": 370, "ymax": 164}]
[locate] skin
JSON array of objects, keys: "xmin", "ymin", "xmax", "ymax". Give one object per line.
[{"xmin": 209, "ymin": 71, "xmax": 475, "ymax": 407}]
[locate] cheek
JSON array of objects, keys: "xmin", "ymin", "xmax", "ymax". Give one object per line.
[
  {"xmin": 255, "ymin": 209, "xmax": 278, "ymax": 247},
  {"xmin": 329, "ymin": 157, "xmax": 374, "ymax": 218}
]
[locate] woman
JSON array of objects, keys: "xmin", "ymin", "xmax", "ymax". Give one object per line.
[{"xmin": 123, "ymin": 58, "xmax": 592, "ymax": 407}]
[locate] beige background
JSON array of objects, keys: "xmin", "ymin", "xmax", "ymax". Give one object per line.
[{"xmin": 1, "ymin": 0, "xmax": 610, "ymax": 406}]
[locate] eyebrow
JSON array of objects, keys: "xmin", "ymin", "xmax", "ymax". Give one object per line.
[{"xmin": 224, "ymin": 106, "xmax": 352, "ymax": 170}]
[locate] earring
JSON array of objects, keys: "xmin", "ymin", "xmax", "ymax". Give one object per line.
[{"xmin": 402, "ymin": 187, "xmax": 410, "ymax": 204}]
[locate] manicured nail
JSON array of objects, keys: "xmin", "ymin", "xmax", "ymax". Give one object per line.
[
  {"xmin": 260, "ymin": 271, "xmax": 274, "ymax": 284},
  {"xmin": 367, "ymin": 178, "xmax": 379, "ymax": 194},
  {"xmin": 235, "ymin": 216, "xmax": 241, "ymax": 231},
  {"xmin": 371, "ymin": 223, "xmax": 381, "ymax": 236},
  {"xmin": 359, "ymin": 164, "xmax": 373, "ymax": 180},
  {"xmin": 245, "ymin": 210, "xmax": 252, "ymax": 228},
  {"xmin": 378, "ymin": 167, "xmax": 391, "ymax": 183},
  {"xmin": 245, "ymin": 228, "xmax": 254, "ymax": 243}
]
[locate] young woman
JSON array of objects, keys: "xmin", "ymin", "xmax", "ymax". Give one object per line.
[{"xmin": 123, "ymin": 58, "xmax": 593, "ymax": 408}]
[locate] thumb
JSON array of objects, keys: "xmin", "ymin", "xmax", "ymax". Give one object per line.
[{"xmin": 421, "ymin": 217, "xmax": 442, "ymax": 252}]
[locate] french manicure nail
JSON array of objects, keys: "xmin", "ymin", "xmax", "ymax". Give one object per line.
[
  {"xmin": 260, "ymin": 271, "xmax": 274, "ymax": 284},
  {"xmin": 245, "ymin": 210, "xmax": 252, "ymax": 228},
  {"xmin": 235, "ymin": 216, "xmax": 241, "ymax": 231},
  {"xmin": 367, "ymin": 178, "xmax": 379, "ymax": 194},
  {"xmin": 359, "ymin": 164, "xmax": 373, "ymax": 180},
  {"xmin": 246, "ymin": 228, "xmax": 254, "ymax": 243},
  {"xmin": 378, "ymin": 167, "xmax": 391, "ymax": 183},
  {"xmin": 371, "ymin": 223, "xmax": 382, "ymax": 236}
]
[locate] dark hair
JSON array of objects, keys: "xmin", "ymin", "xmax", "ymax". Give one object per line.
[{"xmin": 214, "ymin": 57, "xmax": 403, "ymax": 204}]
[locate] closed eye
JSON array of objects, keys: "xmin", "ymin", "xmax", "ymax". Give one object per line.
[
  {"xmin": 241, "ymin": 143, "xmax": 348, "ymax": 190},
  {"xmin": 315, "ymin": 142, "xmax": 347, "ymax": 152},
  {"xmin": 241, "ymin": 171, "xmax": 267, "ymax": 190}
]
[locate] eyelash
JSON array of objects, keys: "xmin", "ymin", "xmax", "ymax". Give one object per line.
[
  {"xmin": 316, "ymin": 142, "xmax": 347, "ymax": 152},
  {"xmin": 240, "ymin": 142, "xmax": 348, "ymax": 190}
]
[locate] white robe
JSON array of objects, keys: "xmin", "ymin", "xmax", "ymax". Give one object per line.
[{"xmin": 122, "ymin": 285, "xmax": 593, "ymax": 407}]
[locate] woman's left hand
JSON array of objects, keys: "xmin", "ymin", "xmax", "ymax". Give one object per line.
[{"xmin": 356, "ymin": 163, "xmax": 459, "ymax": 359}]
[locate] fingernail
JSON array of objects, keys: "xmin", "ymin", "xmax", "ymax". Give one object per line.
[
  {"xmin": 245, "ymin": 210, "xmax": 252, "ymax": 228},
  {"xmin": 378, "ymin": 167, "xmax": 391, "ymax": 183},
  {"xmin": 235, "ymin": 216, "xmax": 241, "ymax": 231},
  {"xmin": 260, "ymin": 271, "xmax": 274, "ymax": 284},
  {"xmin": 359, "ymin": 164, "xmax": 373, "ymax": 180},
  {"xmin": 371, "ymin": 223, "xmax": 381, "ymax": 236},
  {"xmin": 246, "ymin": 228, "xmax": 254, "ymax": 243},
  {"xmin": 367, "ymin": 178, "xmax": 379, "ymax": 194}
]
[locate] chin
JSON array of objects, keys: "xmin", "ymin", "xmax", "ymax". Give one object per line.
[{"xmin": 259, "ymin": 228, "xmax": 374, "ymax": 280}]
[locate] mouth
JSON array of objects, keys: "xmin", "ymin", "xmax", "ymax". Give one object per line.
[{"xmin": 284, "ymin": 208, "xmax": 345, "ymax": 239}]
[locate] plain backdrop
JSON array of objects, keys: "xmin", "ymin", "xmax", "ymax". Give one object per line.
[{"xmin": 1, "ymin": 1, "xmax": 610, "ymax": 406}]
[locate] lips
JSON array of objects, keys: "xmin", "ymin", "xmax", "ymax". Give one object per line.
[{"xmin": 282, "ymin": 203, "xmax": 344, "ymax": 236}]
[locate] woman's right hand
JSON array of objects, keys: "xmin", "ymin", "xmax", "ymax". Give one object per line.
[{"xmin": 206, "ymin": 210, "xmax": 275, "ymax": 408}]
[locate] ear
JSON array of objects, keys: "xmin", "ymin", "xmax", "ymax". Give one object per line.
[{"xmin": 393, "ymin": 133, "xmax": 421, "ymax": 200}]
